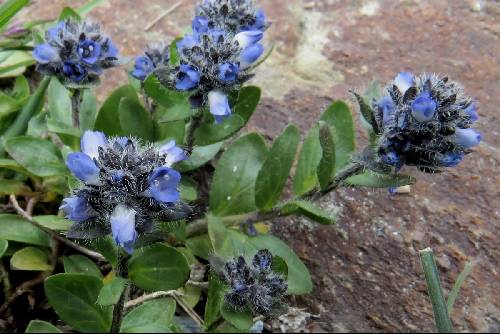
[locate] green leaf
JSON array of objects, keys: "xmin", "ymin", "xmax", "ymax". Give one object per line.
[
  {"xmin": 0, "ymin": 51, "xmax": 33, "ymax": 78},
  {"xmin": 154, "ymin": 119, "xmax": 185, "ymax": 143},
  {"xmin": 179, "ymin": 177, "xmax": 198, "ymax": 202},
  {"xmin": 26, "ymin": 112, "xmax": 48, "ymax": 138},
  {"xmin": 0, "ymin": 0, "xmax": 30, "ymax": 31},
  {"xmin": 186, "ymin": 235, "xmax": 213, "ymax": 261},
  {"xmin": 5, "ymin": 136, "xmax": 67, "ymax": 177},
  {"xmin": 77, "ymin": 0, "xmax": 106, "ymax": 16},
  {"xmin": 280, "ymin": 200, "xmax": 335, "ymax": 225},
  {"xmin": 317, "ymin": 121, "xmax": 336, "ymax": 190},
  {"xmin": 0, "ymin": 90, "xmax": 21, "ymax": 121},
  {"xmin": 0, "ymin": 77, "xmax": 50, "ymax": 157},
  {"xmin": 0, "ymin": 214, "xmax": 50, "ymax": 247},
  {"xmin": 63, "ymin": 254, "xmax": 102, "ymax": 278},
  {"xmin": 128, "ymin": 244, "xmax": 190, "ymax": 291},
  {"xmin": 79, "ymin": 89, "xmax": 97, "ymax": 131},
  {"xmin": 194, "ymin": 86, "xmax": 261, "ymax": 146},
  {"xmin": 46, "ymin": 118, "xmax": 82, "ymax": 138},
  {"xmin": 97, "ymin": 277, "xmax": 127, "ymax": 306},
  {"xmin": 45, "ymin": 273, "xmax": 113, "ymax": 333},
  {"xmin": 58, "ymin": 7, "xmax": 82, "ymax": 21},
  {"xmin": 0, "ymin": 239, "xmax": 8, "ymax": 257},
  {"xmin": 32, "ymin": 215, "xmax": 72, "ymax": 231},
  {"xmin": 351, "ymin": 90, "xmax": 379, "ymax": 134},
  {"xmin": 210, "ymin": 133, "xmax": 268, "ymax": 216},
  {"xmin": 11, "ymin": 75, "xmax": 30, "ymax": 100},
  {"xmin": 255, "ymin": 124, "xmax": 300, "ymax": 211},
  {"xmin": 94, "ymin": 85, "xmax": 138, "ymax": 136},
  {"xmin": 0, "ymin": 158, "xmax": 31, "ymax": 175},
  {"xmin": 248, "ymin": 235, "xmax": 312, "ymax": 295},
  {"xmin": 144, "ymin": 74, "xmax": 193, "ymax": 122},
  {"xmin": 0, "ymin": 179, "xmax": 31, "ymax": 195},
  {"xmin": 293, "ymin": 123, "xmax": 321, "ymax": 196},
  {"xmin": 91, "ymin": 237, "xmax": 118, "ymax": 268},
  {"xmin": 169, "ymin": 38, "xmax": 181, "ymax": 66},
  {"xmin": 177, "ymin": 142, "xmax": 223, "ymax": 172},
  {"xmin": 207, "ymin": 215, "xmax": 250, "ymax": 258},
  {"xmin": 48, "ymin": 77, "xmax": 72, "ymax": 126},
  {"xmin": 121, "ymin": 298, "xmax": 176, "ymax": 333},
  {"xmin": 321, "ymin": 101, "xmax": 356, "ymax": 169},
  {"xmin": 419, "ymin": 248, "xmax": 454, "ymax": 333},
  {"xmin": 25, "ymin": 320, "xmax": 62, "ymax": 333},
  {"xmin": 10, "ymin": 246, "xmax": 52, "ymax": 271},
  {"xmin": 447, "ymin": 262, "xmax": 474, "ymax": 315},
  {"xmin": 272, "ymin": 255, "xmax": 288, "ymax": 279},
  {"xmin": 204, "ymin": 273, "xmax": 226, "ymax": 329},
  {"xmin": 221, "ymin": 303, "xmax": 253, "ymax": 331},
  {"xmin": 119, "ymin": 98, "xmax": 155, "ymax": 141},
  {"xmin": 346, "ymin": 172, "xmax": 415, "ymax": 188}
]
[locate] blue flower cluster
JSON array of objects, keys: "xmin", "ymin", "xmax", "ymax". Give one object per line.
[
  {"xmin": 61, "ymin": 131, "xmax": 189, "ymax": 253},
  {"xmin": 32, "ymin": 20, "xmax": 119, "ymax": 86},
  {"xmin": 131, "ymin": 45, "xmax": 170, "ymax": 81},
  {"xmin": 156, "ymin": 0, "xmax": 267, "ymax": 122},
  {"xmin": 217, "ymin": 250, "xmax": 288, "ymax": 317},
  {"xmin": 369, "ymin": 72, "xmax": 481, "ymax": 172}
]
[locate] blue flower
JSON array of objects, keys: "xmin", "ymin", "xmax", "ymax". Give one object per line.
[
  {"xmin": 453, "ymin": 128, "xmax": 481, "ymax": 148},
  {"xmin": 239, "ymin": 43, "xmax": 264, "ymax": 68},
  {"xmin": 111, "ymin": 171, "xmax": 125, "ymax": 183},
  {"xmin": 110, "ymin": 204, "xmax": 137, "ymax": 254},
  {"xmin": 244, "ymin": 9, "xmax": 267, "ymax": 31},
  {"xmin": 32, "ymin": 44, "xmax": 60, "ymax": 64},
  {"xmin": 438, "ymin": 152, "xmax": 463, "ymax": 167},
  {"xmin": 46, "ymin": 21, "xmax": 65, "ymax": 42},
  {"xmin": 60, "ymin": 196, "xmax": 96, "ymax": 222},
  {"xmin": 148, "ymin": 167, "xmax": 181, "ymax": 203},
  {"xmin": 103, "ymin": 39, "xmax": 119, "ymax": 58},
  {"xmin": 394, "ymin": 71, "xmax": 415, "ymax": 95},
  {"xmin": 218, "ymin": 62, "xmax": 239, "ymax": 83},
  {"xmin": 63, "ymin": 62, "xmax": 87, "ymax": 82},
  {"xmin": 78, "ymin": 39, "xmax": 102, "ymax": 65},
  {"xmin": 81, "ymin": 131, "xmax": 108, "ymax": 160},
  {"xmin": 159, "ymin": 140, "xmax": 187, "ymax": 167},
  {"xmin": 234, "ymin": 30, "xmax": 263, "ymax": 49},
  {"xmin": 253, "ymin": 250, "xmax": 272, "ymax": 271},
  {"xmin": 377, "ymin": 96, "xmax": 395, "ymax": 125},
  {"xmin": 208, "ymin": 90, "xmax": 231, "ymax": 123},
  {"xmin": 177, "ymin": 34, "xmax": 199, "ymax": 54},
  {"xmin": 176, "ymin": 64, "xmax": 200, "ymax": 91},
  {"xmin": 192, "ymin": 16, "xmax": 210, "ymax": 33},
  {"xmin": 132, "ymin": 56, "xmax": 155, "ymax": 81},
  {"xmin": 66, "ymin": 152, "xmax": 101, "ymax": 185},
  {"xmin": 411, "ymin": 91, "xmax": 437, "ymax": 122},
  {"xmin": 465, "ymin": 102, "xmax": 479, "ymax": 122}
]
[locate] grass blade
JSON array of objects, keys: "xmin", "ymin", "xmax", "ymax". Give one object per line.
[{"xmin": 447, "ymin": 262, "xmax": 473, "ymax": 314}]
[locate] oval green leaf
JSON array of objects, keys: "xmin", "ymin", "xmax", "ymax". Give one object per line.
[
  {"xmin": 94, "ymin": 85, "xmax": 138, "ymax": 136},
  {"xmin": 121, "ymin": 298, "xmax": 176, "ymax": 333},
  {"xmin": 63, "ymin": 254, "xmax": 102, "ymax": 278},
  {"xmin": 0, "ymin": 214, "xmax": 50, "ymax": 247},
  {"xmin": 346, "ymin": 172, "xmax": 416, "ymax": 188},
  {"xmin": 119, "ymin": 97, "xmax": 155, "ymax": 141},
  {"xmin": 10, "ymin": 246, "xmax": 52, "ymax": 271},
  {"xmin": 293, "ymin": 123, "xmax": 322, "ymax": 196},
  {"xmin": 25, "ymin": 320, "xmax": 62, "ymax": 333}
]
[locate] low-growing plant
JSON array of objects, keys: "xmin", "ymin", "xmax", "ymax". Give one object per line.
[{"xmin": 0, "ymin": 0, "xmax": 481, "ymax": 333}]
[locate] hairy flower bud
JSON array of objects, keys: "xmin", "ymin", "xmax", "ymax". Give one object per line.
[
  {"xmin": 61, "ymin": 131, "xmax": 189, "ymax": 253},
  {"xmin": 32, "ymin": 20, "xmax": 119, "ymax": 87},
  {"xmin": 211, "ymin": 249, "xmax": 288, "ymax": 318},
  {"xmin": 131, "ymin": 45, "xmax": 170, "ymax": 81},
  {"xmin": 367, "ymin": 72, "xmax": 481, "ymax": 173}
]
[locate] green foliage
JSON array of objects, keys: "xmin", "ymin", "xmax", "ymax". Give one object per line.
[
  {"xmin": 63, "ymin": 254, "xmax": 102, "ymax": 278},
  {"xmin": 25, "ymin": 320, "xmax": 62, "ymax": 333},
  {"xmin": 97, "ymin": 277, "xmax": 127, "ymax": 307},
  {"xmin": 119, "ymin": 98, "xmax": 155, "ymax": 141},
  {"xmin": 221, "ymin": 303, "xmax": 253, "ymax": 331},
  {"xmin": 177, "ymin": 142, "xmax": 223, "ymax": 172},
  {"xmin": 94, "ymin": 85, "xmax": 139, "ymax": 136},
  {"xmin": 210, "ymin": 133, "xmax": 268, "ymax": 216},
  {"xmin": 280, "ymin": 200, "xmax": 335, "ymax": 225},
  {"xmin": 204, "ymin": 273, "xmax": 226, "ymax": 330},
  {"xmin": 10, "ymin": 246, "xmax": 52, "ymax": 271},
  {"xmin": 44, "ymin": 273, "xmax": 113, "ymax": 333},
  {"xmin": 317, "ymin": 121, "xmax": 336, "ymax": 190},
  {"xmin": 194, "ymin": 86, "xmax": 261, "ymax": 146},
  {"xmin": 121, "ymin": 298, "xmax": 176, "ymax": 333},
  {"xmin": 346, "ymin": 172, "xmax": 415, "ymax": 188},
  {"xmin": 293, "ymin": 123, "xmax": 322, "ymax": 196},
  {"xmin": 0, "ymin": 214, "xmax": 50, "ymax": 247},
  {"xmin": 0, "ymin": 239, "xmax": 8, "ymax": 257},
  {"xmin": 255, "ymin": 124, "xmax": 300, "ymax": 211},
  {"xmin": 0, "ymin": 0, "xmax": 30, "ymax": 31},
  {"xmin": 128, "ymin": 244, "xmax": 190, "ymax": 291}
]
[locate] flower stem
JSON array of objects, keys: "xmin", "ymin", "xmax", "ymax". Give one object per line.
[
  {"xmin": 71, "ymin": 88, "xmax": 82, "ymax": 129},
  {"xmin": 110, "ymin": 255, "xmax": 130, "ymax": 333},
  {"xmin": 186, "ymin": 109, "xmax": 204, "ymax": 152}
]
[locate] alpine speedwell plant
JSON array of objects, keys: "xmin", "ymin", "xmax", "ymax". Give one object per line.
[
  {"xmin": 62, "ymin": 131, "xmax": 189, "ymax": 253},
  {"xmin": 0, "ymin": 0, "xmax": 482, "ymax": 333}
]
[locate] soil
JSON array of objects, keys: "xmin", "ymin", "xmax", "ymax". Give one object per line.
[{"xmin": 16, "ymin": 0, "xmax": 500, "ymax": 332}]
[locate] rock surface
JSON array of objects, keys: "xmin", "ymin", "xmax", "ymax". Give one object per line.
[{"xmin": 19, "ymin": 0, "xmax": 500, "ymax": 332}]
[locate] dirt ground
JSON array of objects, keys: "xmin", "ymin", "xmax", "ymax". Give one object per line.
[{"xmin": 19, "ymin": 0, "xmax": 500, "ymax": 332}]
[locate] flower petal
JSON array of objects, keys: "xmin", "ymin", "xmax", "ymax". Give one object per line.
[
  {"xmin": 411, "ymin": 91, "xmax": 437, "ymax": 122},
  {"xmin": 32, "ymin": 44, "xmax": 60, "ymax": 64},
  {"xmin": 81, "ymin": 131, "xmax": 108, "ymax": 160},
  {"xmin": 453, "ymin": 128, "xmax": 481, "ymax": 148},
  {"xmin": 234, "ymin": 30, "xmax": 263, "ymax": 49},
  {"xmin": 66, "ymin": 152, "xmax": 100, "ymax": 185},
  {"xmin": 110, "ymin": 205, "xmax": 137, "ymax": 254},
  {"xmin": 208, "ymin": 90, "xmax": 231, "ymax": 122},
  {"xmin": 394, "ymin": 71, "xmax": 415, "ymax": 95},
  {"xmin": 148, "ymin": 167, "xmax": 181, "ymax": 203}
]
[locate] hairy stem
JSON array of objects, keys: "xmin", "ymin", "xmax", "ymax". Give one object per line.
[
  {"xmin": 186, "ymin": 161, "xmax": 365, "ymax": 237},
  {"xmin": 185, "ymin": 109, "xmax": 204, "ymax": 152},
  {"xmin": 110, "ymin": 255, "xmax": 130, "ymax": 333},
  {"xmin": 71, "ymin": 89, "xmax": 82, "ymax": 129}
]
